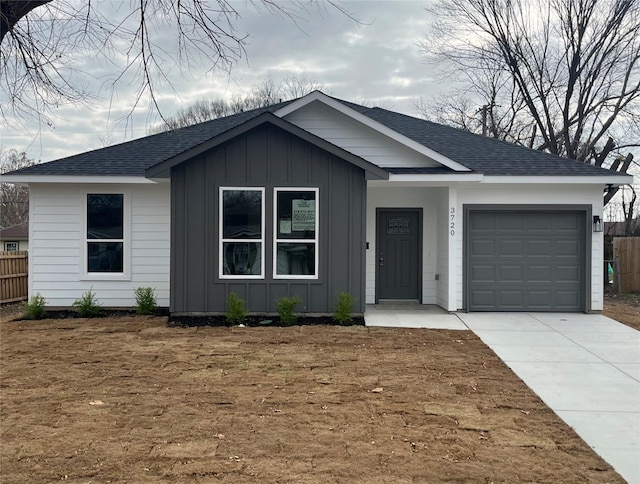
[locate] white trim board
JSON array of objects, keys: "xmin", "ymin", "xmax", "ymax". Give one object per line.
[{"xmin": 1, "ymin": 175, "xmax": 160, "ymax": 185}]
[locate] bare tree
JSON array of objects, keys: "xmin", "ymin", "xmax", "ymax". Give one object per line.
[
  {"xmin": 281, "ymin": 73, "xmax": 324, "ymax": 99},
  {"xmin": 147, "ymin": 99, "xmax": 234, "ymax": 132},
  {"xmin": 621, "ymin": 185, "xmax": 639, "ymax": 235},
  {"xmin": 0, "ymin": 150, "xmax": 37, "ymax": 228},
  {"xmin": 0, "ymin": 1, "xmax": 353, "ymax": 127},
  {"xmin": 418, "ymin": 0, "xmax": 639, "ymax": 203},
  {"xmin": 147, "ymin": 75, "xmax": 325, "ymax": 133}
]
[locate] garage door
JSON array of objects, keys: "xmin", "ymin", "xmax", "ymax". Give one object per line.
[{"xmin": 467, "ymin": 210, "xmax": 585, "ymax": 311}]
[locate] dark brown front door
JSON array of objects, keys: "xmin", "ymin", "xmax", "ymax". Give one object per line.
[{"xmin": 377, "ymin": 209, "xmax": 421, "ymax": 300}]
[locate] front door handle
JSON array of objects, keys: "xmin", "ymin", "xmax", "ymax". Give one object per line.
[{"xmin": 379, "ymin": 256, "xmax": 384, "ymax": 267}]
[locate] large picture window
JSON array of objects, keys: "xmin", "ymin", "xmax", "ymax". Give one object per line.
[
  {"xmin": 220, "ymin": 188, "xmax": 264, "ymax": 278},
  {"xmin": 87, "ymin": 194, "xmax": 124, "ymax": 273},
  {"xmin": 274, "ymin": 188, "xmax": 318, "ymax": 279}
]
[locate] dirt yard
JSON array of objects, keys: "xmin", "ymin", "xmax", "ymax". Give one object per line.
[
  {"xmin": 603, "ymin": 293, "xmax": 640, "ymax": 331},
  {"xmin": 0, "ymin": 312, "xmax": 626, "ymax": 483}
]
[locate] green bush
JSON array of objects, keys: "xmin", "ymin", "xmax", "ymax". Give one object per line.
[
  {"xmin": 276, "ymin": 296, "xmax": 301, "ymax": 325},
  {"xmin": 23, "ymin": 293, "xmax": 47, "ymax": 320},
  {"xmin": 333, "ymin": 292, "xmax": 354, "ymax": 325},
  {"xmin": 72, "ymin": 289, "xmax": 102, "ymax": 317},
  {"xmin": 226, "ymin": 292, "xmax": 247, "ymax": 325},
  {"xmin": 134, "ymin": 287, "xmax": 157, "ymax": 315}
]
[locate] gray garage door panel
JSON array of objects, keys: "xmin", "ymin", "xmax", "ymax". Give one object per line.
[{"xmin": 467, "ymin": 211, "xmax": 585, "ymax": 311}]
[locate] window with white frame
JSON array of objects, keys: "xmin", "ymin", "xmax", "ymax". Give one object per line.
[
  {"xmin": 274, "ymin": 188, "xmax": 318, "ymax": 279},
  {"xmin": 86, "ymin": 194, "xmax": 124, "ymax": 273},
  {"xmin": 4, "ymin": 242, "xmax": 18, "ymax": 251},
  {"xmin": 220, "ymin": 188, "xmax": 264, "ymax": 278}
]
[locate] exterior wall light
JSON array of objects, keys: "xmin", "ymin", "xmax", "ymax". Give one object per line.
[{"xmin": 593, "ymin": 215, "xmax": 603, "ymax": 233}]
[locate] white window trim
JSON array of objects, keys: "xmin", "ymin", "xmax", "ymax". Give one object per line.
[
  {"xmin": 273, "ymin": 187, "xmax": 319, "ymax": 280},
  {"xmin": 219, "ymin": 187, "xmax": 265, "ymax": 279},
  {"xmin": 81, "ymin": 189, "xmax": 132, "ymax": 281},
  {"xmin": 4, "ymin": 241, "xmax": 18, "ymax": 251}
]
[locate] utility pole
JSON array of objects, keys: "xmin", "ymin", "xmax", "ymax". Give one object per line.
[{"xmin": 478, "ymin": 104, "xmax": 491, "ymax": 137}]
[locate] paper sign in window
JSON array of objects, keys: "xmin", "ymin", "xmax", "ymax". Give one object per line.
[
  {"xmin": 292, "ymin": 200, "xmax": 316, "ymax": 231},
  {"xmin": 280, "ymin": 219, "xmax": 292, "ymax": 234}
]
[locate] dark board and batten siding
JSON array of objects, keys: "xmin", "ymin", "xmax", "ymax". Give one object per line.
[{"xmin": 171, "ymin": 123, "xmax": 367, "ymax": 315}]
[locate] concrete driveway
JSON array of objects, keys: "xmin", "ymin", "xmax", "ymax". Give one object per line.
[
  {"xmin": 365, "ymin": 307, "xmax": 640, "ymax": 483},
  {"xmin": 457, "ymin": 312, "xmax": 640, "ymax": 484}
]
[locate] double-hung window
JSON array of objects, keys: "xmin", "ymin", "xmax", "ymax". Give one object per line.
[
  {"xmin": 274, "ymin": 188, "xmax": 318, "ymax": 279},
  {"xmin": 86, "ymin": 194, "xmax": 124, "ymax": 273},
  {"xmin": 220, "ymin": 188, "xmax": 264, "ymax": 278}
]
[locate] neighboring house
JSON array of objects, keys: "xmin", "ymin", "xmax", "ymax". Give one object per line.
[
  {"xmin": 605, "ymin": 219, "xmax": 640, "ymax": 237},
  {"xmin": 3, "ymin": 92, "xmax": 632, "ymax": 314},
  {"xmin": 0, "ymin": 222, "xmax": 29, "ymax": 252}
]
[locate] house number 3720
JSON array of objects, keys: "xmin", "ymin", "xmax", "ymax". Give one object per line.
[{"xmin": 450, "ymin": 207, "xmax": 455, "ymax": 236}]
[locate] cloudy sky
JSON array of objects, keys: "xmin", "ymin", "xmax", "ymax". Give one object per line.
[{"xmin": 2, "ymin": 1, "xmax": 448, "ymax": 163}]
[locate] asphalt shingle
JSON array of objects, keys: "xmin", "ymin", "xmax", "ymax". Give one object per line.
[
  {"xmin": 9, "ymin": 102, "xmax": 293, "ymax": 177},
  {"xmin": 6, "ymin": 95, "xmax": 619, "ymax": 178},
  {"xmin": 361, "ymin": 107, "xmax": 614, "ymax": 176}
]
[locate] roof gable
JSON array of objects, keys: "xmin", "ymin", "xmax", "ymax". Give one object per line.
[
  {"xmin": 276, "ymin": 91, "xmax": 471, "ymax": 172},
  {"xmin": 145, "ymin": 113, "xmax": 389, "ymax": 180}
]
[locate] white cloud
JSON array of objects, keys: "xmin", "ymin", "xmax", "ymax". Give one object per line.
[{"xmin": 1, "ymin": 0, "xmax": 439, "ymax": 162}]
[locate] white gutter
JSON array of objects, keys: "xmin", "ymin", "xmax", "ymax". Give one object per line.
[
  {"xmin": 368, "ymin": 173, "xmax": 633, "ymax": 187},
  {"xmin": 481, "ymin": 175, "xmax": 633, "ymax": 184},
  {"xmin": 387, "ymin": 173, "xmax": 484, "ymax": 182},
  {"xmin": 0, "ymin": 175, "xmax": 160, "ymax": 184}
]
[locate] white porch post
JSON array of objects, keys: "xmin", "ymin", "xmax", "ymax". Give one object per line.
[{"xmin": 447, "ymin": 186, "xmax": 458, "ymax": 312}]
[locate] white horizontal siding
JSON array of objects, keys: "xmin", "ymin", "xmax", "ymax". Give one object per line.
[
  {"xmin": 32, "ymin": 256, "xmax": 79, "ymax": 266},
  {"xmin": 29, "ymin": 182, "xmax": 170, "ymax": 308},
  {"xmin": 29, "ymin": 264, "xmax": 79, "ymax": 274},
  {"xmin": 285, "ymin": 102, "xmax": 442, "ymax": 169},
  {"xmin": 32, "ymin": 222, "xmax": 78, "ymax": 233},
  {"xmin": 32, "ymin": 231, "xmax": 82, "ymax": 241}
]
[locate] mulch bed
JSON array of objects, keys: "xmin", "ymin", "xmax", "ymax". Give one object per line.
[
  {"xmin": 168, "ymin": 314, "xmax": 365, "ymax": 327},
  {"xmin": 12, "ymin": 308, "xmax": 365, "ymax": 327}
]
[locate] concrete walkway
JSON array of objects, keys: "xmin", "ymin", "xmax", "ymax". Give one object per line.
[
  {"xmin": 364, "ymin": 304, "xmax": 466, "ymax": 329},
  {"xmin": 365, "ymin": 308, "xmax": 640, "ymax": 483}
]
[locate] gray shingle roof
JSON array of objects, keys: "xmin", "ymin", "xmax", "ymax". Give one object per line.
[
  {"xmin": 10, "ymin": 101, "xmax": 293, "ymax": 177},
  {"xmin": 361, "ymin": 107, "xmax": 613, "ymax": 176},
  {"xmin": 0, "ymin": 222, "xmax": 29, "ymax": 238},
  {"xmin": 7, "ymin": 94, "xmax": 619, "ymax": 178}
]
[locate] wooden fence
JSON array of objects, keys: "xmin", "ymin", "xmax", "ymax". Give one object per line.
[
  {"xmin": 613, "ymin": 237, "xmax": 640, "ymax": 293},
  {"xmin": 1, "ymin": 251, "xmax": 28, "ymax": 304}
]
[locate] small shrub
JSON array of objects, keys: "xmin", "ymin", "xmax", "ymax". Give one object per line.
[
  {"xmin": 226, "ymin": 292, "xmax": 247, "ymax": 325},
  {"xmin": 276, "ymin": 296, "xmax": 301, "ymax": 325},
  {"xmin": 23, "ymin": 293, "xmax": 47, "ymax": 320},
  {"xmin": 333, "ymin": 292, "xmax": 354, "ymax": 325},
  {"xmin": 72, "ymin": 289, "xmax": 102, "ymax": 317},
  {"xmin": 134, "ymin": 287, "xmax": 157, "ymax": 315}
]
